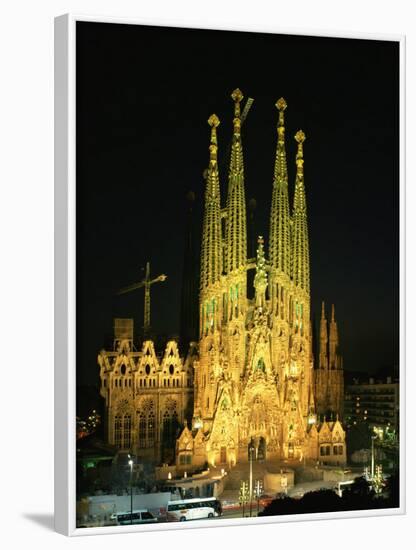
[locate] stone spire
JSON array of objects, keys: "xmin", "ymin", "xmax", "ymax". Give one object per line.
[
  {"xmin": 329, "ymin": 304, "xmax": 339, "ymax": 369},
  {"xmin": 319, "ymin": 301, "xmax": 328, "ymax": 369},
  {"xmin": 225, "ymin": 88, "xmax": 247, "ymax": 274},
  {"xmin": 291, "ymin": 130, "xmax": 310, "ymax": 294},
  {"xmin": 200, "ymin": 114, "xmax": 223, "ymax": 290},
  {"xmin": 269, "ymin": 97, "xmax": 291, "ymax": 276}
]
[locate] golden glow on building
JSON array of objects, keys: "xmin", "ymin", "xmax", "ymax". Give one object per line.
[{"xmin": 99, "ymin": 89, "xmax": 346, "ymax": 470}]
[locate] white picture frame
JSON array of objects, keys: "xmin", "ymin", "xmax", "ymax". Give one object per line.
[{"xmin": 54, "ymin": 13, "xmax": 406, "ymax": 536}]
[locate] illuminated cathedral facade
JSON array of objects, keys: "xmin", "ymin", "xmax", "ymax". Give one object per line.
[{"xmin": 98, "ymin": 90, "xmax": 346, "ymax": 470}]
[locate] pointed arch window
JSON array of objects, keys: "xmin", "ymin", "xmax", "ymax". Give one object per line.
[
  {"xmin": 114, "ymin": 415, "xmax": 122, "ymax": 447},
  {"xmin": 137, "ymin": 400, "xmax": 155, "ymax": 449},
  {"xmin": 123, "ymin": 414, "xmax": 131, "ymax": 448}
]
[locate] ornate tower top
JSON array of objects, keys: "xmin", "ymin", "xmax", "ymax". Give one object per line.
[
  {"xmin": 276, "ymin": 97, "xmax": 287, "ymax": 140},
  {"xmin": 295, "ymin": 129, "xmax": 306, "ymax": 176},
  {"xmin": 292, "ymin": 128, "xmax": 310, "ymax": 294},
  {"xmin": 225, "ymin": 88, "xmax": 247, "ymax": 275},
  {"xmin": 231, "ymin": 88, "xmax": 244, "ymax": 119},
  {"xmin": 208, "ymin": 114, "xmax": 220, "ymax": 162},
  {"xmin": 269, "ymin": 97, "xmax": 290, "ymax": 279},
  {"xmin": 200, "ymin": 113, "xmax": 223, "ymax": 291}
]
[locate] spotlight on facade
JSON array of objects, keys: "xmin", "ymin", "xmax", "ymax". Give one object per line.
[{"xmin": 193, "ymin": 417, "xmax": 202, "ymax": 430}]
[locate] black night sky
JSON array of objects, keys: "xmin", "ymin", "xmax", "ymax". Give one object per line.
[{"xmin": 76, "ymin": 22, "xmax": 399, "ymax": 389}]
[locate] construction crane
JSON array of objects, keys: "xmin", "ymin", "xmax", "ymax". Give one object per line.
[{"xmin": 117, "ymin": 262, "xmax": 167, "ymax": 339}]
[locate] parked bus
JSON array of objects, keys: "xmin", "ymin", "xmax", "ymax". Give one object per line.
[{"xmin": 167, "ymin": 497, "xmax": 222, "ymax": 522}]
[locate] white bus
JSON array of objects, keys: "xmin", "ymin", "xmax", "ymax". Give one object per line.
[{"xmin": 167, "ymin": 497, "xmax": 222, "ymax": 522}]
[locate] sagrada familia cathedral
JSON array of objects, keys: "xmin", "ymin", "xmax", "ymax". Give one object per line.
[{"xmin": 98, "ymin": 90, "xmax": 346, "ymax": 470}]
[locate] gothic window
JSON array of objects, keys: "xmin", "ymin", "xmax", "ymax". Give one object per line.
[
  {"xmin": 162, "ymin": 407, "xmax": 178, "ymax": 449},
  {"xmin": 147, "ymin": 411, "xmax": 155, "ymax": 446},
  {"xmin": 145, "ymin": 364, "xmax": 151, "ymax": 375},
  {"xmin": 169, "ymin": 365, "xmax": 174, "ymax": 375},
  {"xmin": 333, "ymin": 445, "xmax": 338, "ymax": 455},
  {"xmin": 121, "ymin": 364, "xmax": 126, "ymax": 375},
  {"xmin": 123, "ymin": 415, "xmax": 131, "ymax": 449},
  {"xmin": 338, "ymin": 445, "xmax": 343, "ymax": 455},
  {"xmin": 114, "ymin": 415, "xmax": 122, "ymax": 447},
  {"xmin": 138, "ymin": 412, "xmax": 146, "ymax": 448},
  {"xmin": 179, "ymin": 454, "xmax": 192, "ymax": 465},
  {"xmin": 137, "ymin": 399, "xmax": 155, "ymax": 449}
]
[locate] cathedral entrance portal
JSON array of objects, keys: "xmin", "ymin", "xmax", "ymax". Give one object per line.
[
  {"xmin": 220, "ymin": 446, "xmax": 227, "ymax": 464},
  {"xmin": 258, "ymin": 437, "xmax": 266, "ymax": 460},
  {"xmin": 248, "ymin": 437, "xmax": 267, "ymax": 461}
]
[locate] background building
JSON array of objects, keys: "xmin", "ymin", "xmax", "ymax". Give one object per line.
[
  {"xmin": 344, "ymin": 376, "xmax": 399, "ymax": 432},
  {"xmin": 99, "ymin": 319, "xmax": 195, "ymax": 464}
]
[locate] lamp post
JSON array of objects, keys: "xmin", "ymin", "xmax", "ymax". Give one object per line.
[
  {"xmin": 371, "ymin": 435, "xmax": 377, "ymax": 479},
  {"xmin": 254, "ymin": 479, "xmax": 263, "ymax": 516},
  {"xmin": 128, "ymin": 455, "xmax": 133, "ymax": 525},
  {"xmin": 249, "ymin": 441, "xmax": 254, "ymax": 518},
  {"xmin": 239, "ymin": 481, "xmax": 249, "ymax": 518}
]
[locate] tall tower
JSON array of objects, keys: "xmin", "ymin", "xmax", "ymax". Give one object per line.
[
  {"xmin": 319, "ymin": 301, "xmax": 329, "ymax": 369},
  {"xmin": 329, "ymin": 304, "xmax": 339, "ymax": 369},
  {"xmin": 314, "ymin": 302, "xmax": 344, "ymax": 418},
  {"xmin": 222, "ymin": 89, "xmax": 248, "ymax": 387},
  {"xmin": 268, "ymin": 98, "xmax": 292, "ymax": 376},
  {"xmin": 196, "ymin": 113, "xmax": 223, "ymax": 423},
  {"xmin": 291, "ymin": 130, "xmax": 310, "ymax": 295},
  {"xmin": 289, "ymin": 129, "xmax": 314, "ymax": 421},
  {"xmin": 225, "ymin": 88, "xmax": 247, "ymax": 276},
  {"xmin": 199, "ymin": 114, "xmax": 223, "ymax": 294},
  {"xmin": 269, "ymin": 98, "xmax": 291, "ymax": 279}
]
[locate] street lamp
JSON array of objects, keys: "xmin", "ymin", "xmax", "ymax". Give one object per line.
[
  {"xmin": 371, "ymin": 435, "xmax": 377, "ymax": 479},
  {"xmin": 249, "ymin": 441, "xmax": 255, "ymax": 518},
  {"xmin": 128, "ymin": 455, "xmax": 133, "ymax": 525},
  {"xmin": 239, "ymin": 481, "xmax": 249, "ymax": 518},
  {"xmin": 254, "ymin": 479, "xmax": 263, "ymax": 515}
]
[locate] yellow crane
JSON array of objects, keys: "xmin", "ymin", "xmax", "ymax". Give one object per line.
[{"xmin": 117, "ymin": 262, "xmax": 167, "ymax": 338}]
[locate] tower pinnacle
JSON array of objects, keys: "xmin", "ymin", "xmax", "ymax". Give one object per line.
[
  {"xmin": 231, "ymin": 88, "xmax": 243, "ymax": 121},
  {"xmin": 208, "ymin": 113, "xmax": 220, "ymax": 162},
  {"xmin": 292, "ymin": 129, "xmax": 309, "ymax": 293},
  {"xmin": 226, "ymin": 88, "xmax": 247, "ymax": 274},
  {"xmin": 269, "ymin": 97, "xmax": 290, "ymax": 278},
  {"xmin": 200, "ymin": 114, "xmax": 223, "ymax": 290}
]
